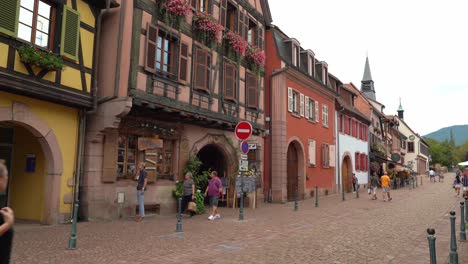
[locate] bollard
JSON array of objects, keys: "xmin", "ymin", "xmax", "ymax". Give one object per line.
[
  {"xmin": 315, "ymin": 186, "xmax": 318, "ymax": 208},
  {"xmin": 239, "ymin": 174, "xmax": 244, "ymax": 221},
  {"xmin": 294, "ymin": 188, "xmax": 298, "ymax": 211},
  {"xmin": 176, "ymin": 197, "xmax": 183, "ymax": 232},
  {"xmin": 421, "ymin": 175, "xmax": 423, "ymax": 186},
  {"xmin": 412, "ymin": 177, "xmax": 415, "ymax": 189},
  {"xmin": 67, "ymin": 201, "xmax": 79, "ymax": 250},
  {"xmin": 356, "ymin": 184, "xmax": 359, "ymax": 199},
  {"xmin": 415, "ymin": 176, "xmax": 418, "ymax": 187},
  {"xmin": 427, "ymin": 228, "xmax": 437, "ymax": 264},
  {"xmin": 460, "ymin": 202, "xmax": 466, "ymax": 241},
  {"xmin": 449, "ymin": 211, "xmax": 458, "ymax": 264},
  {"xmin": 342, "ymin": 186, "xmax": 345, "ymax": 201},
  {"xmin": 465, "ymin": 198, "xmax": 468, "ymax": 223}
]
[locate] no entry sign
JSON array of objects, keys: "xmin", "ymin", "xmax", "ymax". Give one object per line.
[{"xmin": 235, "ymin": 121, "xmax": 253, "ymax": 140}]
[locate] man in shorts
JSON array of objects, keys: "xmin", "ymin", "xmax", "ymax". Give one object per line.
[
  {"xmin": 380, "ymin": 171, "xmax": 392, "ymax": 202},
  {"xmin": 370, "ymin": 172, "xmax": 379, "ymax": 200},
  {"xmin": 205, "ymin": 171, "xmax": 222, "ymax": 220},
  {"xmin": 429, "ymin": 169, "xmax": 435, "ymax": 183}
]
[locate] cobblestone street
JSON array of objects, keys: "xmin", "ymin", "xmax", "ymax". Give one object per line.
[{"xmin": 11, "ymin": 174, "xmax": 467, "ymax": 264}]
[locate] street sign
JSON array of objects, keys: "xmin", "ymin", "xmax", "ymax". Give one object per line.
[
  {"xmin": 240, "ymin": 154, "xmax": 248, "ymax": 160},
  {"xmin": 248, "ymin": 143, "xmax": 257, "ymax": 150},
  {"xmin": 239, "ymin": 160, "xmax": 249, "ymax": 172},
  {"xmin": 240, "ymin": 140, "xmax": 249, "ymax": 154},
  {"xmin": 235, "ymin": 121, "xmax": 253, "ymax": 140}
]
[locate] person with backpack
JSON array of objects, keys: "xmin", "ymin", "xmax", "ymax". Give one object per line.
[
  {"xmin": 352, "ymin": 173, "xmax": 358, "ymax": 193},
  {"xmin": 454, "ymin": 167, "xmax": 462, "ymax": 197}
]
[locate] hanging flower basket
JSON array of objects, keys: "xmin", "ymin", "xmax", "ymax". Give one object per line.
[
  {"xmin": 223, "ymin": 31, "xmax": 247, "ymax": 61},
  {"xmin": 158, "ymin": 0, "xmax": 191, "ymax": 29},
  {"xmin": 193, "ymin": 13, "xmax": 224, "ymax": 46},
  {"xmin": 17, "ymin": 45, "xmax": 64, "ymax": 71},
  {"xmin": 245, "ymin": 46, "xmax": 265, "ymax": 76}
]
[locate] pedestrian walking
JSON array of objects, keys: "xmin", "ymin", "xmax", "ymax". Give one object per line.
[
  {"xmin": 462, "ymin": 168, "xmax": 468, "ymax": 199},
  {"xmin": 134, "ymin": 162, "xmax": 147, "ymax": 222},
  {"xmin": 352, "ymin": 173, "xmax": 358, "ymax": 193},
  {"xmin": 181, "ymin": 172, "xmax": 196, "ymax": 217},
  {"xmin": 454, "ymin": 168, "xmax": 462, "ymax": 197},
  {"xmin": 429, "ymin": 169, "xmax": 435, "ymax": 183},
  {"xmin": 0, "ymin": 162, "xmax": 14, "ymax": 263},
  {"xmin": 204, "ymin": 171, "xmax": 222, "ymax": 221},
  {"xmin": 370, "ymin": 172, "xmax": 379, "ymax": 200},
  {"xmin": 380, "ymin": 171, "xmax": 392, "ymax": 202}
]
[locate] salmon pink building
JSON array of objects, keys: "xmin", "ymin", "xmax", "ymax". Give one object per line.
[{"xmin": 264, "ymin": 26, "xmax": 337, "ymax": 202}]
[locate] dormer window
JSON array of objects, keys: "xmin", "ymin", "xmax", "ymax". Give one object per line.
[
  {"xmin": 321, "ymin": 61, "xmax": 328, "ymax": 86},
  {"xmin": 292, "ymin": 44, "xmax": 300, "ymax": 67},
  {"xmin": 308, "ymin": 55, "xmax": 314, "ymax": 76}
]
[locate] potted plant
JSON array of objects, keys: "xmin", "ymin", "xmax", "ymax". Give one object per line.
[
  {"xmin": 16, "ymin": 45, "xmax": 64, "ymax": 71},
  {"xmin": 223, "ymin": 31, "xmax": 247, "ymax": 61},
  {"xmin": 192, "ymin": 12, "xmax": 224, "ymax": 46},
  {"xmin": 158, "ymin": 0, "xmax": 191, "ymax": 29},
  {"xmin": 245, "ymin": 46, "xmax": 265, "ymax": 76}
]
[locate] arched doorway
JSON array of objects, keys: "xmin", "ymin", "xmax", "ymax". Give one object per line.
[
  {"xmin": 0, "ymin": 102, "xmax": 63, "ymax": 224},
  {"xmin": 342, "ymin": 155, "xmax": 353, "ymax": 193},
  {"xmin": 287, "ymin": 143, "xmax": 299, "ymax": 201},
  {"xmin": 197, "ymin": 144, "xmax": 227, "ymax": 178}
]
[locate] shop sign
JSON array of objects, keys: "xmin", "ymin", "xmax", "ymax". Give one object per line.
[{"xmin": 138, "ymin": 137, "xmax": 163, "ymax": 150}]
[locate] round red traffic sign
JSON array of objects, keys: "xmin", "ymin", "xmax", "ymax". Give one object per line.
[
  {"xmin": 240, "ymin": 140, "xmax": 249, "ymax": 154},
  {"xmin": 235, "ymin": 121, "xmax": 253, "ymax": 140}
]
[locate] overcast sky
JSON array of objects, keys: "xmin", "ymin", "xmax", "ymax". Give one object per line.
[{"xmin": 268, "ymin": 0, "xmax": 468, "ymax": 135}]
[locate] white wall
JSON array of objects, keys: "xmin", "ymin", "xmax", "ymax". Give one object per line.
[{"xmin": 338, "ymin": 133, "xmax": 369, "ymax": 184}]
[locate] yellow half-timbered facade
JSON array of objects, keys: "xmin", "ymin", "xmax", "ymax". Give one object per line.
[{"xmin": 0, "ymin": 0, "xmax": 118, "ymax": 224}]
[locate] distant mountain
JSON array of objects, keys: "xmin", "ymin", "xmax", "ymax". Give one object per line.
[{"xmin": 424, "ymin": 125, "xmax": 468, "ymax": 146}]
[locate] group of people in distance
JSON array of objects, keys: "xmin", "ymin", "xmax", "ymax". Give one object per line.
[
  {"xmin": 454, "ymin": 166, "xmax": 468, "ymax": 198},
  {"xmin": 366, "ymin": 171, "xmax": 392, "ymax": 202}
]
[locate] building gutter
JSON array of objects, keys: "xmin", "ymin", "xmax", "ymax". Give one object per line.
[
  {"xmin": 268, "ymin": 67, "xmax": 289, "ymax": 202},
  {"xmin": 87, "ymin": 0, "xmax": 119, "ymax": 114}
]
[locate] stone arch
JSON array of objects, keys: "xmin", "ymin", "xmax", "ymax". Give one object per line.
[
  {"xmin": 190, "ymin": 134, "xmax": 237, "ymax": 178},
  {"xmin": 286, "ymin": 137, "xmax": 306, "ymax": 200},
  {"xmin": 0, "ymin": 102, "xmax": 63, "ymax": 224}
]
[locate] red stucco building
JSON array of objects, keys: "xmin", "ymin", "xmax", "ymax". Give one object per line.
[{"xmin": 264, "ymin": 26, "xmax": 337, "ymax": 202}]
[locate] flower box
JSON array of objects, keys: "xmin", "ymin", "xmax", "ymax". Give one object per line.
[
  {"xmin": 17, "ymin": 45, "xmax": 64, "ymax": 71},
  {"xmin": 245, "ymin": 47, "xmax": 265, "ymax": 76},
  {"xmin": 193, "ymin": 13, "xmax": 224, "ymax": 46}
]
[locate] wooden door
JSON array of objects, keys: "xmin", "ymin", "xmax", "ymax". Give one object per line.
[
  {"xmin": 287, "ymin": 144, "xmax": 298, "ymax": 201},
  {"xmin": 342, "ymin": 157, "xmax": 352, "ymax": 192}
]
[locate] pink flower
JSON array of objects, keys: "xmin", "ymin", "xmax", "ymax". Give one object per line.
[
  {"xmin": 162, "ymin": 0, "xmax": 191, "ymax": 17},
  {"xmin": 224, "ymin": 31, "xmax": 248, "ymax": 56},
  {"xmin": 193, "ymin": 13, "xmax": 224, "ymax": 41},
  {"xmin": 246, "ymin": 47, "xmax": 265, "ymax": 68}
]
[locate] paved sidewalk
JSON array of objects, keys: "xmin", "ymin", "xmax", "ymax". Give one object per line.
[{"xmin": 10, "ymin": 174, "xmax": 467, "ymax": 263}]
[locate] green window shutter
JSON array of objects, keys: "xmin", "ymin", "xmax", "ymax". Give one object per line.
[
  {"xmin": 60, "ymin": 5, "xmax": 80, "ymax": 61},
  {"xmin": 0, "ymin": 0, "xmax": 20, "ymax": 37}
]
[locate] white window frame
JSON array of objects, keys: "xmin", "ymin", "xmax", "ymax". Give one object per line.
[
  {"xmin": 308, "ymin": 55, "xmax": 314, "ymax": 76},
  {"xmin": 292, "ymin": 90, "xmax": 299, "ymax": 114},
  {"xmin": 308, "ymin": 139, "xmax": 316, "ymax": 166},
  {"xmin": 322, "ymin": 104, "xmax": 328, "ymax": 127}
]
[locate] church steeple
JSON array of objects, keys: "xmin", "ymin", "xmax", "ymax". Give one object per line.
[
  {"xmin": 361, "ymin": 56, "xmax": 376, "ymax": 100},
  {"xmin": 397, "ymin": 98, "xmax": 404, "ymax": 120}
]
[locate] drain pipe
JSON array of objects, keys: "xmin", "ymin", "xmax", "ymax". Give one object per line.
[
  {"xmin": 96, "ymin": 0, "xmax": 127, "ymax": 105},
  {"xmin": 268, "ymin": 67, "xmax": 289, "ymax": 202},
  {"xmin": 87, "ymin": 0, "xmax": 115, "ymax": 114}
]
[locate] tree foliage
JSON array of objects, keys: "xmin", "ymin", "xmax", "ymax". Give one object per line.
[{"xmin": 426, "ymin": 137, "xmax": 468, "ymax": 167}]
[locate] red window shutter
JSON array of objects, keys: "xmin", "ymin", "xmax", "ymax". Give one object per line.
[
  {"xmin": 145, "ymin": 23, "xmax": 158, "ymax": 73},
  {"xmin": 238, "ymin": 12, "xmax": 244, "ymax": 36},
  {"xmin": 194, "ymin": 49, "xmax": 208, "ymax": 90},
  {"xmin": 243, "ymin": 12, "xmax": 249, "ymax": 40},
  {"xmin": 220, "ymin": 0, "xmax": 227, "ymax": 27},
  {"xmin": 246, "ymin": 73, "xmax": 258, "ymax": 108},
  {"xmin": 206, "ymin": 53, "xmax": 211, "ymax": 90},
  {"xmin": 258, "ymin": 27, "xmax": 264, "ymax": 49},
  {"xmin": 345, "ymin": 116, "xmax": 350, "ymax": 134},
  {"xmin": 355, "ymin": 152, "xmax": 359, "ymax": 171},
  {"xmin": 224, "ymin": 63, "xmax": 236, "ymax": 100},
  {"xmin": 179, "ymin": 42, "xmax": 189, "ymax": 81}
]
